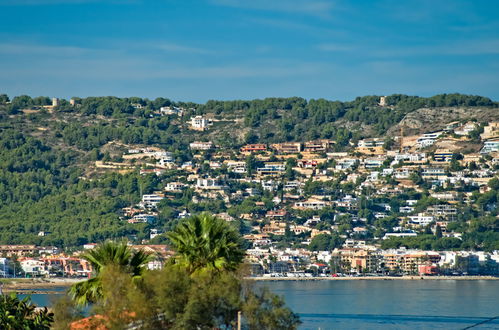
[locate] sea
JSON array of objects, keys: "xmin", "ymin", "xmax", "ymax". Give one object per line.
[{"xmin": 23, "ymin": 280, "xmax": 499, "ymax": 329}]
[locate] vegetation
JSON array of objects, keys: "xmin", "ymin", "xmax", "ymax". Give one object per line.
[
  {"xmin": 69, "ymin": 240, "xmax": 152, "ymax": 305},
  {"xmin": 55, "ymin": 215, "xmax": 300, "ymax": 329},
  {"xmin": 0, "ymin": 92, "xmax": 497, "ymax": 249},
  {"xmin": 167, "ymin": 213, "xmax": 245, "ymax": 274},
  {"xmin": 0, "ymin": 294, "xmax": 54, "ymax": 329}
]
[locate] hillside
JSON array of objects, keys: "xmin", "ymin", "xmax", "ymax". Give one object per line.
[{"xmin": 0, "ymin": 92, "xmax": 497, "ymax": 249}]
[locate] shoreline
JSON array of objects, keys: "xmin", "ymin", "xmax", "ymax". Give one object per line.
[
  {"xmin": 246, "ymin": 275, "xmax": 499, "ymax": 281},
  {"xmin": 1, "ymin": 278, "xmax": 82, "ymax": 291},
  {"xmin": 1, "ymin": 275, "xmax": 497, "ymax": 293}
]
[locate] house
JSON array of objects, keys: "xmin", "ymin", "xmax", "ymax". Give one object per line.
[
  {"xmin": 433, "ymin": 149, "xmax": 454, "ymax": 162},
  {"xmin": 164, "ymin": 182, "xmax": 186, "ymax": 192},
  {"xmin": 0, "ymin": 245, "xmax": 37, "ymax": 257},
  {"xmin": 196, "ymin": 178, "xmax": 222, "ymax": 190},
  {"xmin": 129, "ymin": 213, "xmax": 156, "ymax": 224},
  {"xmin": 426, "ymin": 204, "xmax": 457, "ymax": 219},
  {"xmin": 283, "ymin": 181, "xmax": 303, "ymax": 191},
  {"xmin": 304, "ymin": 216, "xmax": 322, "ymax": 227},
  {"xmin": 408, "ymin": 213, "xmax": 435, "ymax": 226},
  {"xmin": 383, "ymin": 232, "xmax": 417, "ymax": 239},
  {"xmin": 160, "ymin": 106, "xmax": 184, "ymax": 116},
  {"xmin": 356, "ymin": 138, "xmax": 385, "ymax": 154},
  {"xmin": 226, "ymin": 160, "xmax": 247, "ymax": 174},
  {"xmin": 335, "ymin": 158, "xmax": 357, "ymax": 170},
  {"xmin": 335, "ymin": 195, "xmax": 358, "ymax": 210},
  {"xmin": 293, "ymin": 198, "xmax": 329, "ymax": 210},
  {"xmin": 190, "ymin": 141, "xmax": 214, "ymax": 150},
  {"xmin": 364, "ymin": 157, "xmax": 385, "ymax": 169},
  {"xmin": 416, "ymin": 131, "xmax": 442, "ymax": 148},
  {"xmin": 262, "ymin": 221, "xmax": 288, "ymax": 235},
  {"xmin": 422, "ymin": 167, "xmax": 446, "ymax": 178},
  {"xmin": 141, "ymin": 193, "xmax": 164, "ymax": 207},
  {"xmin": 291, "ymin": 225, "xmax": 311, "ymax": 235},
  {"xmin": 271, "ymin": 142, "xmax": 302, "ymax": 154},
  {"xmin": 190, "ymin": 116, "xmax": 209, "ymax": 130},
  {"xmin": 430, "ymin": 191, "xmax": 459, "ymax": 202},
  {"xmin": 480, "ymin": 122, "xmax": 499, "ymax": 140},
  {"xmin": 481, "ymin": 139, "xmax": 499, "ymax": 154},
  {"xmin": 303, "ymin": 140, "xmax": 333, "ymax": 153},
  {"xmin": 395, "ymin": 153, "xmax": 427, "ymax": 163},
  {"xmin": 399, "ymin": 206, "xmax": 415, "ymax": 213},
  {"xmin": 266, "ymin": 210, "xmax": 288, "ymax": 219},
  {"xmin": 20, "ymin": 259, "xmax": 47, "ymax": 276},
  {"xmin": 150, "ymin": 229, "xmax": 162, "ymax": 239},
  {"xmin": 394, "ymin": 167, "xmax": 416, "ymax": 179},
  {"xmin": 240, "ymin": 144, "xmax": 267, "ymax": 153},
  {"xmin": 454, "ymin": 122, "xmax": 477, "ymax": 136},
  {"xmin": 257, "ymin": 163, "xmax": 285, "ymax": 176},
  {"xmin": 298, "ymin": 160, "xmax": 318, "ymax": 168}
]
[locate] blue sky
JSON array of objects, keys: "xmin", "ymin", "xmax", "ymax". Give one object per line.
[{"xmin": 0, "ymin": 0, "xmax": 498, "ymax": 102}]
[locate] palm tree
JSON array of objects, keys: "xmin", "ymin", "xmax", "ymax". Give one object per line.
[
  {"xmin": 167, "ymin": 213, "xmax": 244, "ymax": 274},
  {"xmin": 0, "ymin": 294, "xmax": 54, "ymax": 329},
  {"xmin": 69, "ymin": 240, "xmax": 152, "ymax": 305}
]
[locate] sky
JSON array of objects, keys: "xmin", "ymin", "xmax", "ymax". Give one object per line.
[{"xmin": 0, "ymin": 0, "xmax": 498, "ymax": 103}]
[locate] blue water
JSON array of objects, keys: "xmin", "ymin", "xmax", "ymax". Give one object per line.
[
  {"xmin": 259, "ymin": 280, "xmax": 499, "ymax": 329},
  {"xmin": 22, "ymin": 280, "xmax": 499, "ymax": 329}
]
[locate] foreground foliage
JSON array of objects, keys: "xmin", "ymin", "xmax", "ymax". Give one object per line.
[
  {"xmin": 0, "ymin": 294, "xmax": 54, "ymax": 329},
  {"xmin": 69, "ymin": 240, "xmax": 152, "ymax": 305},
  {"xmin": 60, "ymin": 216, "xmax": 300, "ymax": 329},
  {"xmin": 167, "ymin": 213, "xmax": 245, "ymax": 274}
]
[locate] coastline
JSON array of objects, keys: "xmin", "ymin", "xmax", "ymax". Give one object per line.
[
  {"xmin": 0, "ymin": 275, "xmax": 497, "ymax": 294},
  {"xmin": 246, "ymin": 275, "xmax": 499, "ymax": 281},
  {"xmin": 1, "ymin": 278, "xmax": 82, "ymax": 292}
]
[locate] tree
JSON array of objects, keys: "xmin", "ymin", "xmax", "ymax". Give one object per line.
[
  {"xmin": 167, "ymin": 213, "xmax": 245, "ymax": 274},
  {"xmin": 488, "ymin": 177, "xmax": 499, "ymax": 191},
  {"xmin": 0, "ymin": 294, "xmax": 54, "ymax": 329},
  {"xmin": 308, "ymin": 233, "xmax": 343, "ymax": 251},
  {"xmin": 242, "ymin": 287, "xmax": 301, "ymax": 329},
  {"xmin": 0, "ymin": 94, "xmax": 9, "ymax": 104},
  {"xmin": 69, "ymin": 240, "xmax": 152, "ymax": 305},
  {"xmin": 246, "ymin": 154, "xmax": 257, "ymax": 176},
  {"xmin": 435, "ymin": 225, "xmax": 443, "ymax": 238}
]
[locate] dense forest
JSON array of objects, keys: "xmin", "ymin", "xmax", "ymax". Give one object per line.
[{"xmin": 0, "ymin": 93, "xmax": 497, "ymax": 248}]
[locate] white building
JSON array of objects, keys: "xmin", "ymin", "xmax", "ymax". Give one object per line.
[
  {"xmin": 294, "ymin": 198, "xmax": 329, "ymax": 210},
  {"xmin": 165, "ymin": 182, "xmax": 186, "ymax": 192},
  {"xmin": 481, "ymin": 139, "xmax": 499, "ymax": 154},
  {"xmin": 150, "ymin": 228, "xmax": 162, "ymax": 239},
  {"xmin": 21, "ymin": 259, "xmax": 47, "ymax": 276},
  {"xmin": 131, "ymin": 214, "xmax": 156, "ymax": 223},
  {"xmin": 196, "ymin": 178, "xmax": 222, "ymax": 190},
  {"xmin": 416, "ymin": 132, "xmax": 442, "ymax": 148},
  {"xmin": 383, "ymin": 232, "xmax": 417, "ymax": 239},
  {"xmin": 190, "ymin": 141, "xmax": 214, "ymax": 150},
  {"xmin": 160, "ymin": 106, "xmax": 183, "ymax": 116},
  {"xmin": 226, "ymin": 161, "xmax": 247, "ymax": 174},
  {"xmin": 190, "ymin": 116, "xmax": 209, "ymax": 130},
  {"xmin": 454, "ymin": 122, "xmax": 477, "ymax": 136},
  {"xmin": 408, "ymin": 213, "xmax": 435, "ymax": 226},
  {"xmin": 142, "ymin": 194, "xmax": 164, "ymax": 207}
]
